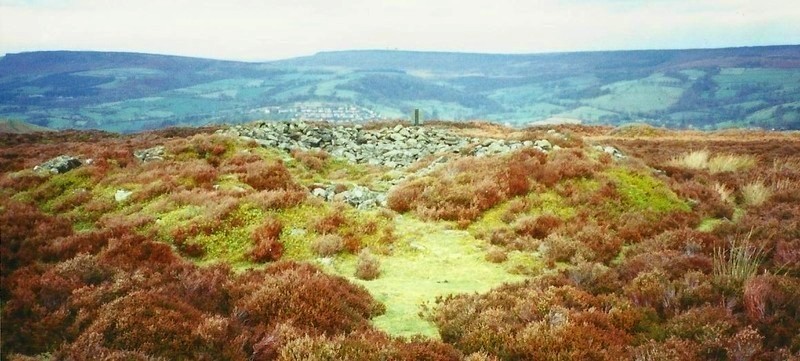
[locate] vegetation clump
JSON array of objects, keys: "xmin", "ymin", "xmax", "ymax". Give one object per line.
[
  {"xmin": 249, "ymin": 216, "xmax": 284, "ymax": 262},
  {"xmin": 741, "ymin": 181, "xmax": 771, "ymax": 207},
  {"xmin": 484, "ymin": 246, "xmax": 508, "ymax": 263},
  {"xmin": 668, "ymin": 150, "xmax": 757, "ymax": 174},
  {"xmin": 311, "ymin": 234, "xmax": 344, "ymax": 257},
  {"xmin": 355, "ymin": 249, "xmax": 381, "ymax": 280}
]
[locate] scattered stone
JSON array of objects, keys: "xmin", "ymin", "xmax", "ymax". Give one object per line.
[
  {"xmin": 34, "ymin": 155, "xmax": 82, "ymax": 174},
  {"xmin": 133, "ymin": 146, "xmax": 165, "ymax": 162},
  {"xmin": 310, "ymin": 184, "xmax": 387, "ymax": 209},
  {"xmin": 312, "ymin": 187, "xmax": 329, "ymax": 199},
  {"xmin": 115, "ymin": 189, "xmax": 133, "ymax": 203},
  {"xmin": 603, "ymin": 146, "xmax": 626, "ymax": 159},
  {"xmin": 594, "ymin": 145, "xmax": 626, "ymax": 159},
  {"xmin": 534, "ymin": 139, "xmax": 553, "ymax": 151}
]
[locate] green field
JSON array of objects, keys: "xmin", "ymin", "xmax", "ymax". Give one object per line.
[{"xmin": 2, "ymin": 47, "xmax": 799, "ymax": 131}]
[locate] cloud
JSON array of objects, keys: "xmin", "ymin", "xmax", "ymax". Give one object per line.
[{"xmin": 1, "ymin": 0, "xmax": 798, "ymax": 60}]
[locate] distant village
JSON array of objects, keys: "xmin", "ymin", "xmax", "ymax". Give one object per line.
[{"xmin": 256, "ymin": 104, "xmax": 383, "ymax": 123}]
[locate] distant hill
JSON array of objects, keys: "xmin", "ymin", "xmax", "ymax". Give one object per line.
[
  {"xmin": 0, "ymin": 119, "xmax": 54, "ymax": 134},
  {"xmin": 1, "ymin": 46, "xmax": 799, "ymax": 132}
]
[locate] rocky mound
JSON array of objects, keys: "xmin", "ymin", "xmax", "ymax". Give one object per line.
[{"xmin": 219, "ymin": 121, "xmax": 558, "ymax": 169}]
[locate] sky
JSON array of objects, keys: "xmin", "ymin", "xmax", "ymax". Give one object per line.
[{"xmin": 1, "ymin": 0, "xmax": 799, "ymax": 61}]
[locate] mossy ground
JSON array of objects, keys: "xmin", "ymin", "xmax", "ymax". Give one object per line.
[
  {"xmin": 603, "ymin": 167, "xmax": 690, "ymax": 214},
  {"xmin": 469, "ymin": 190, "xmax": 577, "ymax": 236}
]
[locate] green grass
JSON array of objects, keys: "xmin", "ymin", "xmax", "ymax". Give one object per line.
[
  {"xmin": 554, "ymin": 106, "xmax": 618, "ymax": 121},
  {"xmin": 697, "ymin": 218, "xmax": 725, "ymax": 232},
  {"xmin": 324, "ymin": 216, "xmax": 526, "ymax": 338},
  {"xmin": 37, "ymin": 168, "xmax": 95, "ymax": 210},
  {"xmin": 469, "ymin": 191, "xmax": 577, "ymax": 237},
  {"xmin": 715, "ymin": 68, "xmax": 800, "ymax": 91},
  {"xmin": 604, "ymin": 168, "xmax": 690, "ymax": 214},
  {"xmin": 586, "ymin": 82, "xmax": 685, "ymax": 113},
  {"xmin": 194, "ymin": 225, "xmax": 257, "ymax": 265},
  {"xmin": 293, "ymin": 157, "xmax": 385, "ymax": 188}
]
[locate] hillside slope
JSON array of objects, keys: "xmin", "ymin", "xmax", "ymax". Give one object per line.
[
  {"xmin": 0, "ymin": 119, "xmax": 53, "ymax": 133},
  {"xmin": 1, "ymin": 46, "xmax": 799, "ymax": 132}
]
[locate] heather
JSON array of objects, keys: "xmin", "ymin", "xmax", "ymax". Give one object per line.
[{"xmin": 2, "ymin": 122, "xmax": 799, "ymax": 359}]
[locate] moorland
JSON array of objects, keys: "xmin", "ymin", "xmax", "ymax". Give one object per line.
[{"xmin": 1, "ymin": 120, "xmax": 799, "ymax": 360}]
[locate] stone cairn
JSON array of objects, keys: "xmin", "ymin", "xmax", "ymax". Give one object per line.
[
  {"xmin": 217, "ymin": 121, "xmax": 619, "ymax": 209},
  {"xmin": 218, "ymin": 121, "xmax": 557, "ymax": 169}
]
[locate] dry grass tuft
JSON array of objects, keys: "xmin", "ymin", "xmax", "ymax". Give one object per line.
[
  {"xmin": 708, "ymin": 154, "xmax": 756, "ymax": 173},
  {"xmin": 714, "ymin": 232, "xmax": 765, "ymax": 290},
  {"xmin": 668, "ymin": 150, "xmax": 709, "ymax": 170},
  {"xmin": 668, "ymin": 151, "xmax": 756, "ymax": 174},
  {"xmin": 741, "ymin": 181, "xmax": 771, "ymax": 207},
  {"xmin": 713, "ymin": 182, "xmax": 734, "ymax": 204}
]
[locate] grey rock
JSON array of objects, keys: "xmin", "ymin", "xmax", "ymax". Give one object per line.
[
  {"xmin": 134, "ymin": 146, "xmax": 166, "ymax": 162},
  {"xmin": 115, "ymin": 189, "xmax": 133, "ymax": 203},
  {"xmin": 534, "ymin": 139, "xmax": 552, "ymax": 151},
  {"xmin": 303, "ymin": 136, "xmax": 322, "ymax": 147},
  {"xmin": 34, "ymin": 155, "xmax": 82, "ymax": 174},
  {"xmin": 602, "ymin": 146, "xmax": 626, "ymax": 159},
  {"xmin": 312, "ymin": 187, "xmax": 328, "ymax": 199}
]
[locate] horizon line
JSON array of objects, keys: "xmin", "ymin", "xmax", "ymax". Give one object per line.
[{"xmin": 2, "ymin": 43, "xmax": 799, "ymax": 63}]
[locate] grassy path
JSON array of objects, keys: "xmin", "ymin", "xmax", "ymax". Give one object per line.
[{"xmin": 326, "ymin": 216, "xmax": 526, "ymax": 338}]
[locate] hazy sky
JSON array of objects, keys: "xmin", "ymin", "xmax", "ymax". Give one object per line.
[{"xmin": 1, "ymin": 0, "xmax": 799, "ymax": 61}]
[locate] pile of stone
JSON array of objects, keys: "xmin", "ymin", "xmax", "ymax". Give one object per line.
[
  {"xmin": 220, "ymin": 122, "xmax": 479, "ymax": 169},
  {"xmin": 216, "ymin": 121, "xmax": 628, "ymax": 209},
  {"xmin": 33, "ymin": 155, "xmax": 82, "ymax": 174},
  {"xmin": 311, "ymin": 184, "xmax": 387, "ymax": 210},
  {"xmin": 221, "ymin": 121, "xmax": 571, "ymax": 170}
]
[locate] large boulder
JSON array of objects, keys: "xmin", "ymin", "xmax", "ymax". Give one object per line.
[{"xmin": 34, "ymin": 155, "xmax": 82, "ymax": 174}]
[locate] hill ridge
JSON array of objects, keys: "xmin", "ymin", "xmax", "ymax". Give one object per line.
[{"xmin": 2, "ymin": 45, "xmax": 799, "ymax": 132}]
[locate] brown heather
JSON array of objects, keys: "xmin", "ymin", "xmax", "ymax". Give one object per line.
[{"xmin": 2, "ymin": 123, "xmax": 800, "ymax": 360}]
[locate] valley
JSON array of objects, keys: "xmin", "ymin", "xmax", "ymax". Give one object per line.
[{"xmin": 2, "ymin": 46, "xmax": 799, "ymax": 132}]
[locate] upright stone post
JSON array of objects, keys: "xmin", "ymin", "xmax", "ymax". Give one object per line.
[{"xmin": 413, "ymin": 108, "xmax": 421, "ymax": 126}]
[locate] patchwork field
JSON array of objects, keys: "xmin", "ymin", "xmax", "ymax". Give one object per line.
[{"xmin": 3, "ymin": 46, "xmax": 800, "ymax": 132}]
